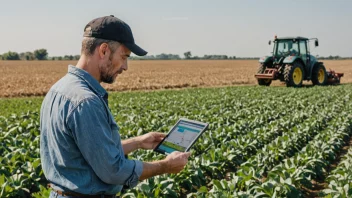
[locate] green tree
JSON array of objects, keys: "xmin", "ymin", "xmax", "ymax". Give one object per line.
[
  {"xmin": 64, "ymin": 55, "xmax": 74, "ymax": 60},
  {"xmin": 184, "ymin": 51, "xmax": 192, "ymax": 59},
  {"xmin": 20, "ymin": 52, "xmax": 35, "ymax": 60},
  {"xmin": 34, "ymin": 49, "xmax": 48, "ymax": 60},
  {"xmin": 2, "ymin": 51, "xmax": 20, "ymax": 60}
]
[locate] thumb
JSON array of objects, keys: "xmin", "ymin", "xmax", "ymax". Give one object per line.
[{"xmin": 183, "ymin": 152, "xmax": 191, "ymax": 158}]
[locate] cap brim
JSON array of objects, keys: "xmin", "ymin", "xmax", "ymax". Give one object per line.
[{"xmin": 124, "ymin": 43, "xmax": 148, "ymax": 56}]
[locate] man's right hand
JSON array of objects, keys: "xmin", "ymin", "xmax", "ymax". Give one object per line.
[
  {"xmin": 139, "ymin": 151, "xmax": 191, "ymax": 180},
  {"xmin": 163, "ymin": 151, "xmax": 191, "ymax": 174}
]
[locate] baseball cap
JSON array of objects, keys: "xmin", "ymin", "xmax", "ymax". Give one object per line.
[{"xmin": 83, "ymin": 15, "xmax": 147, "ymax": 56}]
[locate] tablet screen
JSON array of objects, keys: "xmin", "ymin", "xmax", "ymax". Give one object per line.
[{"xmin": 155, "ymin": 119, "xmax": 207, "ymax": 154}]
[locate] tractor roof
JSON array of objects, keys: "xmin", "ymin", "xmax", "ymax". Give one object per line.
[{"xmin": 275, "ymin": 36, "xmax": 309, "ymax": 40}]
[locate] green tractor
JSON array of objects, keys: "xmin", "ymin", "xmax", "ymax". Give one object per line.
[{"xmin": 255, "ymin": 36, "xmax": 343, "ymax": 87}]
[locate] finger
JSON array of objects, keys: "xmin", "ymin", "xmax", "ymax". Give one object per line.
[
  {"xmin": 152, "ymin": 143, "xmax": 160, "ymax": 149},
  {"xmin": 159, "ymin": 135, "xmax": 165, "ymax": 139},
  {"xmin": 156, "ymin": 136, "xmax": 164, "ymax": 141},
  {"xmin": 183, "ymin": 152, "xmax": 191, "ymax": 158},
  {"xmin": 153, "ymin": 132, "xmax": 166, "ymax": 138},
  {"xmin": 172, "ymin": 151, "xmax": 182, "ymax": 156}
]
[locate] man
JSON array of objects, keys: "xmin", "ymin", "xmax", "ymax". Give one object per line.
[{"xmin": 40, "ymin": 15, "xmax": 190, "ymax": 198}]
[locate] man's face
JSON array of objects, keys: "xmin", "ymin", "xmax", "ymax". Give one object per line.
[{"xmin": 99, "ymin": 44, "xmax": 131, "ymax": 84}]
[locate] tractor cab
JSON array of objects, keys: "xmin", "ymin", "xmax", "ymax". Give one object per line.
[{"xmin": 269, "ymin": 37, "xmax": 315, "ymax": 67}]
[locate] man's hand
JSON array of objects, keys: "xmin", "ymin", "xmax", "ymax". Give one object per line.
[
  {"xmin": 137, "ymin": 132, "xmax": 166, "ymax": 150},
  {"xmin": 163, "ymin": 151, "xmax": 191, "ymax": 174},
  {"xmin": 139, "ymin": 151, "xmax": 191, "ymax": 180}
]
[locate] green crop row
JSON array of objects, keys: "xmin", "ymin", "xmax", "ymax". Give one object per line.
[{"xmin": 323, "ymin": 137, "xmax": 352, "ymax": 197}]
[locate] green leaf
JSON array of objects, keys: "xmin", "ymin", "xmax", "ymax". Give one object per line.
[
  {"xmin": 140, "ymin": 183, "xmax": 150, "ymax": 192},
  {"xmin": 198, "ymin": 186, "xmax": 208, "ymax": 193}
]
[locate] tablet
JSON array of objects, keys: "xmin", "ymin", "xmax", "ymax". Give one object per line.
[{"xmin": 154, "ymin": 118, "xmax": 208, "ymax": 155}]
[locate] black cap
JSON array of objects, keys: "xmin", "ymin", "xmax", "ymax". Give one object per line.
[{"xmin": 83, "ymin": 15, "xmax": 147, "ymax": 56}]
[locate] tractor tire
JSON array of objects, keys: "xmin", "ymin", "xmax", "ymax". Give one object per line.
[
  {"xmin": 257, "ymin": 63, "xmax": 272, "ymax": 86},
  {"xmin": 284, "ymin": 62, "xmax": 304, "ymax": 87},
  {"xmin": 311, "ymin": 63, "xmax": 327, "ymax": 86}
]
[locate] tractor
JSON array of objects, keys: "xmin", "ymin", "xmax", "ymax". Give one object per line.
[{"xmin": 255, "ymin": 36, "xmax": 343, "ymax": 87}]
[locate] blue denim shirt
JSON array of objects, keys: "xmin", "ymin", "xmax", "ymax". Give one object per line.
[{"xmin": 40, "ymin": 65, "xmax": 143, "ymax": 195}]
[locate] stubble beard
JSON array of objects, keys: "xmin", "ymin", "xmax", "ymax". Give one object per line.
[{"xmin": 99, "ymin": 58, "xmax": 119, "ymax": 84}]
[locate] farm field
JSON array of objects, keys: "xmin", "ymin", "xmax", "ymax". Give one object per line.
[
  {"xmin": 0, "ymin": 60, "xmax": 352, "ymax": 97},
  {"xmin": 1, "ymin": 85, "xmax": 352, "ymax": 197}
]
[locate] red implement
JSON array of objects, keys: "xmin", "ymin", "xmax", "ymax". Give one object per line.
[
  {"xmin": 255, "ymin": 68, "xmax": 278, "ymax": 80},
  {"xmin": 326, "ymin": 69, "xmax": 344, "ymax": 85}
]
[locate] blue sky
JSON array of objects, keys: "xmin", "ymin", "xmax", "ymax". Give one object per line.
[{"xmin": 0, "ymin": 0, "xmax": 351, "ymax": 57}]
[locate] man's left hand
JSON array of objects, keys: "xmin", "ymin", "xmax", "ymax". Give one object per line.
[{"xmin": 138, "ymin": 132, "xmax": 166, "ymax": 150}]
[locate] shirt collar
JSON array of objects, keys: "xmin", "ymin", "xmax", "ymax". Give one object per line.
[{"xmin": 68, "ymin": 65, "xmax": 108, "ymax": 98}]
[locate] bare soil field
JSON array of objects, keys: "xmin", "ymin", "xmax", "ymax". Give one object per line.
[{"xmin": 0, "ymin": 60, "xmax": 351, "ymax": 97}]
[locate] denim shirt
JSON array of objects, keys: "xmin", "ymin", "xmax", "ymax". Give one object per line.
[{"xmin": 40, "ymin": 65, "xmax": 143, "ymax": 195}]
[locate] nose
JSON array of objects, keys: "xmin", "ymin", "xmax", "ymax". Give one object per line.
[{"xmin": 122, "ymin": 60, "xmax": 128, "ymax": 71}]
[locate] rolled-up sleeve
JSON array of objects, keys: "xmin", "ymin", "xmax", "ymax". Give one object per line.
[{"xmin": 67, "ymin": 97, "xmax": 143, "ymax": 188}]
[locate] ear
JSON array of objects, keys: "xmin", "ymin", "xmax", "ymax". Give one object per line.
[{"xmin": 98, "ymin": 43, "xmax": 109, "ymax": 59}]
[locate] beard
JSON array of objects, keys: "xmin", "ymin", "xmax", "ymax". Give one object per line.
[{"xmin": 98, "ymin": 57, "xmax": 119, "ymax": 84}]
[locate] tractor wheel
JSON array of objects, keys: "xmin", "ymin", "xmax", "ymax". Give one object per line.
[
  {"xmin": 311, "ymin": 63, "xmax": 327, "ymax": 86},
  {"xmin": 284, "ymin": 62, "xmax": 304, "ymax": 87},
  {"xmin": 257, "ymin": 63, "xmax": 272, "ymax": 86}
]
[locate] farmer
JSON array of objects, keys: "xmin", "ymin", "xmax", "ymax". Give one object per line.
[{"xmin": 40, "ymin": 15, "xmax": 190, "ymax": 198}]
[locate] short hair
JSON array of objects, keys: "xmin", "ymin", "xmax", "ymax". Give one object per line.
[{"xmin": 81, "ymin": 37, "xmax": 120, "ymax": 57}]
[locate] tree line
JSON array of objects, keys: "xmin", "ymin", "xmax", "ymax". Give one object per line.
[
  {"xmin": 0, "ymin": 49, "xmax": 80, "ymax": 61},
  {"xmin": 129, "ymin": 51, "xmax": 238, "ymax": 60},
  {"xmin": 0, "ymin": 49, "xmax": 350, "ymax": 60},
  {"xmin": 317, "ymin": 55, "xmax": 352, "ymax": 60},
  {"xmin": 1, "ymin": 50, "xmax": 238, "ymax": 61},
  {"xmin": 0, "ymin": 49, "xmax": 49, "ymax": 60}
]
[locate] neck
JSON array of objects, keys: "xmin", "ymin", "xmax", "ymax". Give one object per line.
[{"xmin": 76, "ymin": 55, "xmax": 101, "ymax": 83}]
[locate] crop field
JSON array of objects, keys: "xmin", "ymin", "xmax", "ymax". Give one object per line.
[
  {"xmin": 0, "ymin": 60, "xmax": 352, "ymax": 97},
  {"xmin": 1, "ymin": 85, "xmax": 352, "ymax": 197}
]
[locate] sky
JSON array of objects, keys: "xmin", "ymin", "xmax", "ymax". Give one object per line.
[{"xmin": 0, "ymin": 0, "xmax": 351, "ymax": 57}]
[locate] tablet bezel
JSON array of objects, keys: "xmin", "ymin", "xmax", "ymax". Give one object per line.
[{"xmin": 153, "ymin": 118, "xmax": 208, "ymax": 155}]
